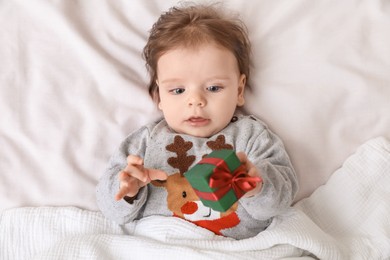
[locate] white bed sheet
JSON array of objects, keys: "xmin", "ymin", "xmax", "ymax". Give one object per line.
[{"xmin": 1, "ymin": 0, "xmax": 390, "ymax": 211}]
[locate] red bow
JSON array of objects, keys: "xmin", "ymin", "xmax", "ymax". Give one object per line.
[{"xmin": 194, "ymin": 157, "xmax": 262, "ymax": 201}]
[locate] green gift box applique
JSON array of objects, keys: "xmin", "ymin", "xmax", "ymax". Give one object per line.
[{"xmin": 184, "ymin": 149, "xmax": 261, "ymax": 212}]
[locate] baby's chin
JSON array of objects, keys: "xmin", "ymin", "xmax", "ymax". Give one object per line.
[{"xmin": 173, "ymin": 126, "xmax": 226, "ymax": 138}]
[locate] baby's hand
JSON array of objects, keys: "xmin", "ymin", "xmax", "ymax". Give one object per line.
[
  {"xmin": 236, "ymin": 152, "xmax": 263, "ymax": 197},
  {"xmin": 115, "ymin": 155, "xmax": 168, "ymax": 201}
]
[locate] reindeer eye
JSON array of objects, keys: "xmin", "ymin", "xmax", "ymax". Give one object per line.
[{"xmin": 182, "ymin": 191, "xmax": 187, "ymax": 198}]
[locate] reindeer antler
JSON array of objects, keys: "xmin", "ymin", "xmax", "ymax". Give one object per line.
[
  {"xmin": 206, "ymin": 135, "xmax": 233, "ymax": 150},
  {"xmin": 166, "ymin": 136, "xmax": 196, "ymax": 175}
]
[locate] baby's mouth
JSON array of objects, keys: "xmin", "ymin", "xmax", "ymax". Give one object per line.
[
  {"xmin": 187, "ymin": 117, "xmax": 210, "ymax": 126},
  {"xmin": 188, "ymin": 117, "xmax": 206, "ymax": 122}
]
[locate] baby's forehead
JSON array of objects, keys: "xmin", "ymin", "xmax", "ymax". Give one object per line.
[
  {"xmin": 156, "ymin": 44, "xmax": 240, "ymax": 76},
  {"xmin": 158, "ymin": 42, "xmax": 235, "ymax": 61}
]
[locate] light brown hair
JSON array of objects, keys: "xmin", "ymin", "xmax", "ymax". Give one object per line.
[{"xmin": 143, "ymin": 3, "xmax": 251, "ymax": 102}]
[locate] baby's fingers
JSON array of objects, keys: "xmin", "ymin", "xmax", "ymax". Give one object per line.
[
  {"xmin": 115, "ymin": 187, "xmax": 130, "ymax": 201},
  {"xmin": 127, "ymin": 155, "xmax": 143, "ymax": 166},
  {"xmin": 236, "ymin": 152, "xmax": 261, "ymax": 177},
  {"xmin": 125, "ymin": 155, "xmax": 150, "ymax": 182},
  {"xmin": 237, "ymin": 152, "xmax": 249, "ymax": 165},
  {"xmin": 146, "ymin": 169, "xmax": 168, "ymax": 181},
  {"xmin": 115, "ymin": 171, "xmax": 140, "ymax": 200},
  {"xmin": 123, "ymin": 164, "xmax": 148, "ymax": 182}
]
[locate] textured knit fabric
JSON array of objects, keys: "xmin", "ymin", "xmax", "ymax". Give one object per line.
[{"xmin": 96, "ymin": 115, "xmax": 298, "ymax": 239}]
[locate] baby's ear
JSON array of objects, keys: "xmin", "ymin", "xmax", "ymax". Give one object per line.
[
  {"xmin": 153, "ymin": 84, "xmax": 161, "ymax": 107},
  {"xmin": 237, "ymin": 74, "xmax": 246, "ymax": 106},
  {"xmin": 157, "ymin": 95, "xmax": 162, "ymax": 110}
]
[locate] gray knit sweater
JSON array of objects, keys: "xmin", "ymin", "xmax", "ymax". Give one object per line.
[{"xmin": 96, "ymin": 115, "xmax": 298, "ymax": 239}]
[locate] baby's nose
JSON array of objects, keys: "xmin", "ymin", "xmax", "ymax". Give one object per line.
[{"xmin": 188, "ymin": 93, "xmax": 206, "ymax": 107}]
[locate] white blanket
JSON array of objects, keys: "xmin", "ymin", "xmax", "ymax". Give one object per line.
[{"xmin": 2, "ymin": 137, "xmax": 389, "ymax": 259}]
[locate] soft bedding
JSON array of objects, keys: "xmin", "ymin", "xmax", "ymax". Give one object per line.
[{"xmin": 1, "ymin": 0, "xmax": 390, "ymax": 258}]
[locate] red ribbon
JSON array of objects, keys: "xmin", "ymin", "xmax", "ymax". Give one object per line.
[{"xmin": 194, "ymin": 157, "xmax": 262, "ymax": 201}]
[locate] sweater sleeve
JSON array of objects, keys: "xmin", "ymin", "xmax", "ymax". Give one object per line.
[
  {"xmin": 96, "ymin": 125, "xmax": 151, "ymax": 224},
  {"xmin": 239, "ymin": 127, "xmax": 298, "ymax": 221}
]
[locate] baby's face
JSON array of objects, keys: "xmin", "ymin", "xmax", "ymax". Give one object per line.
[{"xmin": 156, "ymin": 43, "xmax": 246, "ymax": 138}]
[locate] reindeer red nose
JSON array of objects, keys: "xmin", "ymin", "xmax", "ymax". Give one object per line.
[{"xmin": 181, "ymin": 201, "xmax": 198, "ymax": 215}]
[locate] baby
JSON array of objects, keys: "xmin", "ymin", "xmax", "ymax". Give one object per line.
[{"xmin": 96, "ymin": 3, "xmax": 298, "ymax": 240}]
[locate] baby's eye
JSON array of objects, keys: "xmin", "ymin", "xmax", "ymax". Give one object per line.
[
  {"xmin": 170, "ymin": 88, "xmax": 185, "ymax": 95},
  {"xmin": 206, "ymin": 86, "xmax": 222, "ymax": 92}
]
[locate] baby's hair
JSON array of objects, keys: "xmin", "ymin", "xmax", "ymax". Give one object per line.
[{"xmin": 143, "ymin": 3, "xmax": 251, "ymax": 102}]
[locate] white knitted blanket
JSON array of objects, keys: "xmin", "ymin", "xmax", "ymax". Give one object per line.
[{"xmin": 1, "ymin": 137, "xmax": 390, "ymax": 259}]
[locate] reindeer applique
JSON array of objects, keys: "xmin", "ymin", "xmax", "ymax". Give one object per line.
[{"xmin": 151, "ymin": 135, "xmax": 240, "ymax": 235}]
